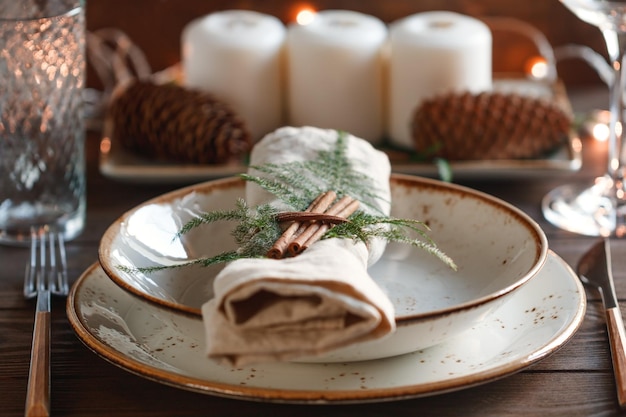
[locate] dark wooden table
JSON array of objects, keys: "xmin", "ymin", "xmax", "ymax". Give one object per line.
[{"xmin": 3, "ymin": 87, "xmax": 626, "ymax": 416}]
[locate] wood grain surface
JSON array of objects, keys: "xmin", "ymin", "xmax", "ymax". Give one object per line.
[{"xmin": 1, "ymin": 2, "xmax": 622, "ymax": 414}]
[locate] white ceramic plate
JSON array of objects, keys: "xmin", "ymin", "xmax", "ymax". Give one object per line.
[
  {"xmin": 67, "ymin": 252, "xmax": 586, "ymax": 403},
  {"xmin": 99, "ymin": 175, "xmax": 547, "ymax": 316},
  {"xmin": 98, "ymin": 174, "xmax": 548, "ymax": 360}
]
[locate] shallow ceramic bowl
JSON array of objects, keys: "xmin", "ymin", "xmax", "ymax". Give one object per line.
[{"xmin": 99, "ymin": 174, "xmax": 548, "ymax": 362}]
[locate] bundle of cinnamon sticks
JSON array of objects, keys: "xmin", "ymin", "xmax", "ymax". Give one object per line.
[{"xmin": 268, "ymin": 191, "xmax": 360, "ymax": 259}]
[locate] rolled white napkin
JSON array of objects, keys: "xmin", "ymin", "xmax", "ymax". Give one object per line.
[{"xmin": 201, "ymin": 126, "xmax": 395, "ymax": 365}]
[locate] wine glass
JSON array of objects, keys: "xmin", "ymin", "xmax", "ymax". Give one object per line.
[{"xmin": 542, "ymin": 0, "xmax": 626, "ymax": 236}]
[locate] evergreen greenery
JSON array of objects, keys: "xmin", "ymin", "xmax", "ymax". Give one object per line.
[
  {"xmin": 241, "ymin": 131, "xmax": 385, "ymax": 213},
  {"xmin": 122, "ymin": 131, "xmax": 456, "ymax": 274}
]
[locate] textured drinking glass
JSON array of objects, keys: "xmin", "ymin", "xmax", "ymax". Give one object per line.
[{"xmin": 0, "ymin": 0, "xmax": 86, "ymax": 244}]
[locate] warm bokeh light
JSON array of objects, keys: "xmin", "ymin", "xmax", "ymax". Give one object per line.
[
  {"xmin": 296, "ymin": 7, "xmax": 317, "ymax": 25},
  {"xmin": 525, "ymin": 56, "xmax": 548, "ymax": 79},
  {"xmin": 589, "ymin": 109, "xmax": 614, "ymax": 142},
  {"xmin": 100, "ymin": 137, "xmax": 112, "ymax": 154},
  {"xmin": 592, "ymin": 122, "xmax": 610, "ymax": 142}
]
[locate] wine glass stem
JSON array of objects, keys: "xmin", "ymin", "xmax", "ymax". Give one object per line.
[{"xmin": 601, "ymin": 28, "xmax": 626, "ymax": 235}]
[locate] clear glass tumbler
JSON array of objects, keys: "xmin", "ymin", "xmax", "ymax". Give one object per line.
[{"xmin": 0, "ymin": 0, "xmax": 86, "ymax": 245}]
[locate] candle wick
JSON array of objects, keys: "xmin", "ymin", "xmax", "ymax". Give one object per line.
[
  {"xmin": 226, "ymin": 18, "xmax": 257, "ymax": 29},
  {"xmin": 429, "ymin": 20, "xmax": 454, "ymax": 29},
  {"xmin": 328, "ymin": 19, "xmax": 359, "ymax": 28}
]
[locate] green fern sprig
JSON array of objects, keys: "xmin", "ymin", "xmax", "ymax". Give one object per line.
[
  {"xmin": 117, "ymin": 251, "xmax": 243, "ymax": 275},
  {"xmin": 118, "ymin": 199, "xmax": 282, "ymax": 275},
  {"xmin": 122, "ymin": 130, "xmax": 456, "ymax": 274},
  {"xmin": 241, "ymin": 165, "xmax": 318, "ymax": 210},
  {"xmin": 231, "ymin": 202, "xmax": 282, "ymax": 257},
  {"xmin": 175, "ymin": 199, "xmax": 253, "ymax": 237},
  {"xmin": 245, "ymin": 131, "xmax": 387, "ymax": 214},
  {"xmin": 324, "ymin": 212, "xmax": 456, "ymax": 269}
]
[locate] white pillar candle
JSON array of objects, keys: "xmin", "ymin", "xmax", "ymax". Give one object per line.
[
  {"xmin": 287, "ymin": 10, "xmax": 387, "ymax": 145},
  {"xmin": 182, "ymin": 10, "xmax": 286, "ymax": 142},
  {"xmin": 388, "ymin": 11, "xmax": 492, "ymax": 149}
]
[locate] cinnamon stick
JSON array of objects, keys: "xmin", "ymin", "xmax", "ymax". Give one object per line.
[
  {"xmin": 275, "ymin": 212, "xmax": 349, "ymax": 224},
  {"xmin": 266, "ymin": 191, "xmax": 336, "ymax": 259},
  {"xmin": 267, "ymin": 191, "xmax": 361, "ymax": 259},
  {"xmin": 288, "ymin": 196, "xmax": 358, "ymax": 255},
  {"xmin": 300, "ymin": 199, "xmax": 360, "ymax": 252}
]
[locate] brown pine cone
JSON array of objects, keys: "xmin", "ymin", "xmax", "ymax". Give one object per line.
[
  {"xmin": 108, "ymin": 80, "xmax": 251, "ymax": 164},
  {"xmin": 411, "ymin": 91, "xmax": 572, "ymax": 160}
]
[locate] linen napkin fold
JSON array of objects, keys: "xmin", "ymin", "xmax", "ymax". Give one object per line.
[{"xmin": 201, "ymin": 126, "xmax": 395, "ymax": 366}]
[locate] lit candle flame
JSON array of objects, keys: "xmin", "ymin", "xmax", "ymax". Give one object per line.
[
  {"xmin": 593, "ymin": 122, "xmax": 610, "ymax": 142},
  {"xmin": 525, "ymin": 56, "xmax": 548, "ymax": 80},
  {"xmin": 296, "ymin": 7, "xmax": 317, "ymax": 25},
  {"xmin": 586, "ymin": 110, "xmax": 616, "ymax": 142}
]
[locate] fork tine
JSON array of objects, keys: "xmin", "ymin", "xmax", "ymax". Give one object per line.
[
  {"xmin": 51, "ymin": 230, "xmax": 69, "ymax": 296},
  {"xmin": 23, "ymin": 226, "xmax": 69, "ymax": 298},
  {"xmin": 23, "ymin": 227, "xmax": 38, "ymax": 299},
  {"xmin": 46, "ymin": 229, "xmax": 56, "ymax": 294},
  {"xmin": 38, "ymin": 227, "xmax": 47, "ymax": 294}
]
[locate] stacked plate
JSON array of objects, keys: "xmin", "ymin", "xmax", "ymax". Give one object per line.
[{"xmin": 67, "ymin": 174, "xmax": 586, "ymax": 403}]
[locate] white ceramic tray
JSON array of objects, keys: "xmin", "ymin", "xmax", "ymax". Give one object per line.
[{"xmin": 99, "ymin": 77, "xmax": 582, "ymax": 184}]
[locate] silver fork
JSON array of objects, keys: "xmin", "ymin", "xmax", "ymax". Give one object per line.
[{"xmin": 23, "ymin": 225, "xmax": 69, "ymax": 417}]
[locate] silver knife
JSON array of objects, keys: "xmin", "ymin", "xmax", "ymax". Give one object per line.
[{"xmin": 578, "ymin": 238, "xmax": 626, "ymax": 409}]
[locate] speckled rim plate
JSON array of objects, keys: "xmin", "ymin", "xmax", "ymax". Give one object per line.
[
  {"xmin": 67, "ymin": 251, "xmax": 586, "ymax": 404},
  {"xmin": 97, "ymin": 173, "xmax": 551, "ymax": 362}
]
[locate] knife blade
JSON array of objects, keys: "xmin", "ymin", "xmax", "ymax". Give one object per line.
[{"xmin": 577, "ymin": 238, "xmax": 626, "ymax": 409}]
